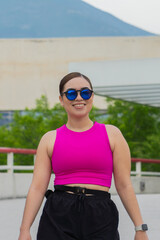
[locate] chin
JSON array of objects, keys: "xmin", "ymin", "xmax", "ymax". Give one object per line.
[{"xmin": 71, "ymin": 111, "xmax": 89, "ymax": 118}]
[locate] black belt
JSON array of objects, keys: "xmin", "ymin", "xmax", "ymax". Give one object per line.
[
  {"xmin": 54, "ymin": 185, "xmax": 110, "ymax": 196},
  {"xmin": 53, "ymin": 185, "xmax": 110, "ymax": 212}
]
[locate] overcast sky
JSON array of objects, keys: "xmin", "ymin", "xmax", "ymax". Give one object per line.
[{"xmin": 83, "ymin": 0, "xmax": 160, "ymax": 35}]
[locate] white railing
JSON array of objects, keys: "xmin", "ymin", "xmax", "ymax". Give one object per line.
[
  {"xmin": 131, "ymin": 158, "xmax": 160, "ymax": 177},
  {"xmin": 0, "ymin": 148, "xmax": 160, "ymax": 177},
  {"xmin": 0, "ymin": 147, "xmax": 36, "ymax": 173}
]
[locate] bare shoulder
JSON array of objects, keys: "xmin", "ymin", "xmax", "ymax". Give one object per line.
[
  {"xmin": 38, "ymin": 130, "xmax": 57, "ymax": 158},
  {"xmin": 42, "ymin": 130, "xmax": 57, "ymax": 141},
  {"xmin": 105, "ymin": 124, "xmax": 122, "ymax": 135},
  {"xmin": 104, "ymin": 124, "xmax": 124, "ymax": 151}
]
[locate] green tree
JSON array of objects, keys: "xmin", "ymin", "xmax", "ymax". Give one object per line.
[
  {"xmin": 0, "ymin": 96, "xmax": 67, "ymax": 149},
  {"xmin": 105, "ymin": 98, "xmax": 160, "ymax": 171},
  {"xmin": 0, "ymin": 95, "xmax": 99, "ymax": 167},
  {"xmin": 0, "ymin": 95, "xmax": 67, "ymax": 167},
  {"xmin": 0, "ymin": 95, "xmax": 160, "ymax": 172}
]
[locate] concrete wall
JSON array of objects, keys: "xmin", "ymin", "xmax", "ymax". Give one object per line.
[
  {"xmin": 0, "ymin": 172, "xmax": 160, "ymax": 199},
  {"xmin": 0, "ymin": 36, "xmax": 160, "ymax": 110}
]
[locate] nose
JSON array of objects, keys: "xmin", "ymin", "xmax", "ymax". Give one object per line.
[{"xmin": 75, "ymin": 91, "xmax": 83, "ymax": 100}]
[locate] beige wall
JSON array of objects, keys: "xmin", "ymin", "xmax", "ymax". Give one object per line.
[
  {"xmin": 0, "ymin": 36, "xmax": 160, "ymax": 110},
  {"xmin": 1, "ymin": 172, "xmax": 160, "ymax": 199}
]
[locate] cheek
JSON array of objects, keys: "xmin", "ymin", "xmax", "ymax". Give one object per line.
[
  {"xmin": 86, "ymin": 100, "xmax": 93, "ymax": 110},
  {"xmin": 63, "ymin": 101, "xmax": 72, "ymax": 111},
  {"xmin": 88, "ymin": 97, "xmax": 94, "ymax": 105}
]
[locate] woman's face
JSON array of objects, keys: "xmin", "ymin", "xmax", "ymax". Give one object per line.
[{"xmin": 59, "ymin": 77, "xmax": 94, "ymax": 118}]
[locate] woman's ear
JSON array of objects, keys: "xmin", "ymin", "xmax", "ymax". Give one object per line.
[
  {"xmin": 59, "ymin": 95, "xmax": 64, "ymax": 107},
  {"xmin": 91, "ymin": 91, "xmax": 94, "ymax": 99}
]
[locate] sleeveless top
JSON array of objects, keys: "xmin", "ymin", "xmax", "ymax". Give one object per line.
[{"xmin": 51, "ymin": 121, "xmax": 113, "ymax": 188}]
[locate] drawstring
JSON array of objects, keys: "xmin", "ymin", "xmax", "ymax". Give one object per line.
[
  {"xmin": 76, "ymin": 193, "xmax": 86, "ymax": 212},
  {"xmin": 53, "ymin": 185, "xmax": 111, "ymax": 213}
]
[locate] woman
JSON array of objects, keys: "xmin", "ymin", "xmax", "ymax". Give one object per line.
[{"xmin": 18, "ymin": 72, "xmax": 148, "ymax": 240}]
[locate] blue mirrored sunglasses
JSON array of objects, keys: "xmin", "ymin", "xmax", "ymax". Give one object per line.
[{"xmin": 61, "ymin": 88, "xmax": 94, "ymax": 101}]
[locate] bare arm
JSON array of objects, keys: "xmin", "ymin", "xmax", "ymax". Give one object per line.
[
  {"xmin": 110, "ymin": 126, "xmax": 149, "ymax": 240},
  {"xmin": 18, "ymin": 131, "xmax": 56, "ymax": 240}
]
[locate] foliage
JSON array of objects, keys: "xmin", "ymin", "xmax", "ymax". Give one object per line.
[
  {"xmin": 105, "ymin": 98, "xmax": 160, "ymax": 171},
  {"xmin": 0, "ymin": 95, "xmax": 67, "ymax": 166},
  {"xmin": 0, "ymin": 95, "xmax": 160, "ymax": 172},
  {"xmin": 0, "ymin": 95, "xmax": 98, "ymax": 167}
]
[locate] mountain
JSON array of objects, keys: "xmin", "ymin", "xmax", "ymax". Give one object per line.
[{"xmin": 0, "ymin": 0, "xmax": 154, "ymax": 38}]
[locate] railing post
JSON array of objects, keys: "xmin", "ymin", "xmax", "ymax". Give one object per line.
[
  {"xmin": 7, "ymin": 152, "xmax": 14, "ymax": 174},
  {"xmin": 136, "ymin": 161, "xmax": 141, "ymax": 177}
]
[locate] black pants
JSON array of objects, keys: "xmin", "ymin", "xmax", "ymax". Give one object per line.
[{"xmin": 37, "ymin": 185, "xmax": 120, "ymax": 240}]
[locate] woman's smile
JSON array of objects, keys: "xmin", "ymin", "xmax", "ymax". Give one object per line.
[{"xmin": 72, "ymin": 103, "xmax": 86, "ymax": 109}]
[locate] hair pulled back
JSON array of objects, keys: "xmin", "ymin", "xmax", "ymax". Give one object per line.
[{"xmin": 59, "ymin": 72, "xmax": 93, "ymax": 95}]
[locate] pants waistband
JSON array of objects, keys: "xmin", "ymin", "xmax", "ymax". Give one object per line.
[
  {"xmin": 45, "ymin": 186, "xmax": 111, "ymax": 213},
  {"xmin": 54, "ymin": 185, "xmax": 110, "ymax": 198}
]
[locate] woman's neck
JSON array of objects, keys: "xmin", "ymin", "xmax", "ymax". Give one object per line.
[{"xmin": 66, "ymin": 118, "xmax": 94, "ymax": 132}]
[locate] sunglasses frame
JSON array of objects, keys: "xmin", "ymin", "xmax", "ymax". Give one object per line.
[{"xmin": 61, "ymin": 87, "xmax": 94, "ymax": 101}]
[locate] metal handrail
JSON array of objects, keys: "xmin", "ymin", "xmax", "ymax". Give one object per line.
[{"xmin": 0, "ymin": 147, "xmax": 160, "ymax": 176}]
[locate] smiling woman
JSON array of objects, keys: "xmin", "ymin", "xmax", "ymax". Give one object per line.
[
  {"xmin": 18, "ymin": 72, "xmax": 149, "ymax": 240},
  {"xmin": 58, "ymin": 72, "xmax": 94, "ymax": 130}
]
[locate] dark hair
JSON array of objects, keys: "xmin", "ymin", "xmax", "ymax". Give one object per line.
[{"xmin": 59, "ymin": 72, "xmax": 93, "ymax": 95}]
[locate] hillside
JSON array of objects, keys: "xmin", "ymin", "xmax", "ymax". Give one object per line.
[{"xmin": 0, "ymin": 0, "xmax": 154, "ymax": 38}]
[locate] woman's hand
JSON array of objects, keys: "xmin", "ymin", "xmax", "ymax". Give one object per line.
[
  {"xmin": 134, "ymin": 231, "xmax": 149, "ymax": 240},
  {"xmin": 18, "ymin": 229, "xmax": 31, "ymax": 240}
]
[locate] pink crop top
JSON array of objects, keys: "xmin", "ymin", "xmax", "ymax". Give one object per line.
[{"xmin": 52, "ymin": 121, "xmax": 113, "ymax": 188}]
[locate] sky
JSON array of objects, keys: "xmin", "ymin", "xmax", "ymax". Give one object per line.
[{"xmin": 83, "ymin": 0, "xmax": 160, "ymax": 35}]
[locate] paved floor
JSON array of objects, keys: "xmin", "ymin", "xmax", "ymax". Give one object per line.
[{"xmin": 0, "ymin": 194, "xmax": 160, "ymax": 240}]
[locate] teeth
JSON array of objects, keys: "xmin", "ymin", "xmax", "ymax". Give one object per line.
[{"xmin": 74, "ymin": 104, "xmax": 84, "ymax": 107}]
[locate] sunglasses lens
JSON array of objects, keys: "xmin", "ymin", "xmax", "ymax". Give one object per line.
[
  {"xmin": 81, "ymin": 89, "xmax": 92, "ymax": 100},
  {"xmin": 66, "ymin": 89, "xmax": 77, "ymax": 100}
]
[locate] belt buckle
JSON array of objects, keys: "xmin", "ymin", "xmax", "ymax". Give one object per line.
[{"xmin": 76, "ymin": 187, "xmax": 86, "ymax": 194}]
